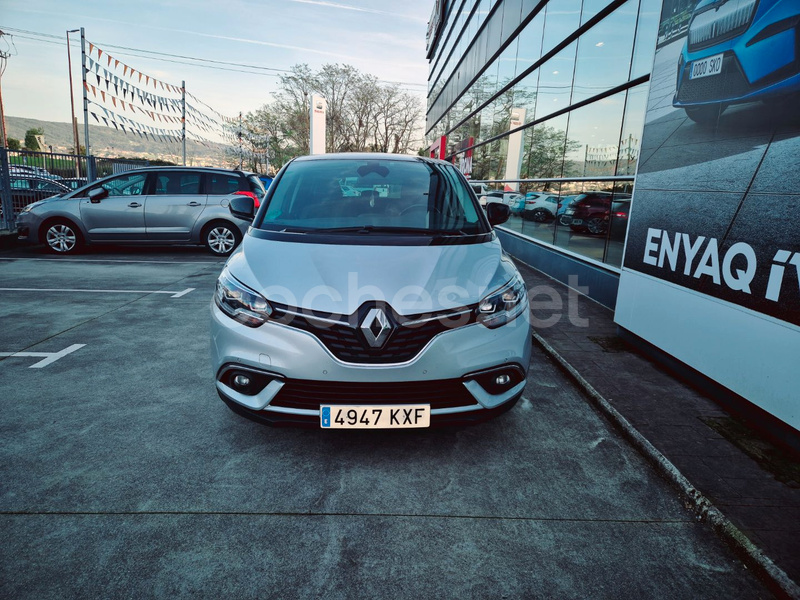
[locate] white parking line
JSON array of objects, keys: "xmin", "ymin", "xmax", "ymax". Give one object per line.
[
  {"xmin": 0, "ymin": 344, "xmax": 86, "ymax": 368},
  {"xmin": 0, "ymin": 287, "xmax": 196, "ymax": 298}
]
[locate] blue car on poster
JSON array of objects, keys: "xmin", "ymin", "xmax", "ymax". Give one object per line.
[{"xmin": 673, "ymin": 0, "xmax": 800, "ymax": 124}]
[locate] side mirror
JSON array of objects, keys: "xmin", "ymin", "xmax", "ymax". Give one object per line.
[
  {"xmin": 486, "ymin": 202, "xmax": 511, "ymax": 226},
  {"xmin": 229, "ymin": 195, "xmax": 255, "ymax": 221},
  {"xmin": 88, "ymin": 187, "xmax": 108, "ymax": 204}
]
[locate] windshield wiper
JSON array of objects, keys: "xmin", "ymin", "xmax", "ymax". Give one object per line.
[{"xmin": 310, "ymin": 226, "xmax": 465, "ymax": 235}]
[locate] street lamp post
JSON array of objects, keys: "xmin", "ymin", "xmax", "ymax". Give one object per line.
[{"xmin": 66, "ymin": 29, "xmax": 80, "ymax": 177}]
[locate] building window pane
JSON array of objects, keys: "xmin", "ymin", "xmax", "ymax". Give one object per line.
[
  {"xmin": 515, "ymin": 11, "xmax": 545, "ymax": 74},
  {"xmin": 581, "ymin": 0, "xmax": 616, "ymax": 25},
  {"xmin": 571, "ymin": 1, "xmax": 637, "ymax": 105},
  {"xmin": 522, "ymin": 113, "xmax": 570, "ymax": 181},
  {"xmin": 616, "ymin": 84, "xmax": 649, "ymax": 176},
  {"xmin": 554, "ymin": 181, "xmax": 621, "ymax": 262},
  {"xmin": 534, "ymin": 42, "xmax": 578, "ymax": 121},
  {"xmin": 564, "ymin": 91, "xmax": 626, "ymax": 178},
  {"xmin": 541, "ymin": 0, "xmax": 582, "ymax": 57},
  {"xmin": 630, "ymin": 0, "xmax": 660, "ymax": 79}
]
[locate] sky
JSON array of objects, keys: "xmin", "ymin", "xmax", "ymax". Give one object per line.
[{"xmin": 0, "ymin": 0, "xmax": 432, "ymax": 138}]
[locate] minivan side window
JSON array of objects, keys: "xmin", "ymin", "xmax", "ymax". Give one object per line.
[
  {"xmin": 78, "ymin": 172, "xmax": 148, "ymax": 197},
  {"xmin": 154, "ymin": 172, "xmax": 202, "ymax": 195},
  {"xmin": 207, "ymin": 174, "xmax": 241, "ymax": 195}
]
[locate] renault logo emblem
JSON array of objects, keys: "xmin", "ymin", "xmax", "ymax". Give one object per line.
[{"xmin": 360, "ymin": 308, "xmax": 392, "ymax": 348}]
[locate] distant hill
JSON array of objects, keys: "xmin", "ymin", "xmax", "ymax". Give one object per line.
[{"xmin": 5, "ymin": 116, "xmax": 228, "ymax": 166}]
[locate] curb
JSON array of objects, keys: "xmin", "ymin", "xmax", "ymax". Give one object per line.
[{"xmin": 532, "ymin": 331, "xmax": 800, "ymax": 600}]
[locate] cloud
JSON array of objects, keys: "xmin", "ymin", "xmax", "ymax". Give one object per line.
[{"xmin": 288, "ymin": 0, "xmax": 428, "ymax": 22}]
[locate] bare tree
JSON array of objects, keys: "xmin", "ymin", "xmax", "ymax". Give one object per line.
[{"xmin": 229, "ymin": 63, "xmax": 425, "ymax": 171}]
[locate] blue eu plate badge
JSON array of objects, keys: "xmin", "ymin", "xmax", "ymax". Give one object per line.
[{"xmin": 321, "ymin": 406, "xmax": 331, "ymax": 428}]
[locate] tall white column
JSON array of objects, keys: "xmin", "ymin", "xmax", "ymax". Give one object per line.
[
  {"xmin": 504, "ymin": 107, "xmax": 526, "ymax": 191},
  {"xmin": 310, "ymin": 95, "xmax": 326, "ymax": 155}
]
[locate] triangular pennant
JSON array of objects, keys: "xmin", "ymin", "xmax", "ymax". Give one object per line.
[
  {"xmin": 139, "ymin": 73, "xmax": 142, "ymax": 83},
  {"xmin": 123, "ymin": 64, "xmax": 128, "ymax": 76},
  {"xmin": 115, "ymin": 59, "xmax": 119, "ymax": 69},
  {"xmin": 112, "ymin": 121, "xmax": 117, "ymax": 130},
  {"xmin": 112, "ymin": 97, "xmax": 116, "ymax": 107},
  {"xmin": 104, "ymin": 79, "xmax": 109, "ymax": 91},
  {"xmin": 145, "ymin": 75, "xmax": 149, "ymax": 86},
  {"xmin": 91, "ymin": 112, "xmax": 99, "ymax": 122},
  {"xmin": 95, "ymin": 73, "xmax": 100, "ymax": 86},
  {"xmin": 91, "ymin": 85, "xmax": 97, "ymax": 97},
  {"xmin": 97, "ymin": 48, "xmax": 103, "ymax": 59},
  {"xmin": 102, "ymin": 117, "xmax": 108, "ymax": 126},
  {"xmin": 107, "ymin": 54, "xmax": 112, "ymax": 66},
  {"xmin": 101, "ymin": 90, "xmax": 106, "ymax": 102}
]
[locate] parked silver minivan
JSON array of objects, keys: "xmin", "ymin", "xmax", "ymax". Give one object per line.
[
  {"xmin": 211, "ymin": 154, "xmax": 532, "ymax": 428},
  {"xmin": 15, "ymin": 167, "xmax": 265, "ymax": 256}
]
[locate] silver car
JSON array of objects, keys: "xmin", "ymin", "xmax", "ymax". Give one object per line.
[
  {"xmin": 15, "ymin": 167, "xmax": 266, "ymax": 256},
  {"xmin": 211, "ymin": 153, "xmax": 532, "ymax": 429}
]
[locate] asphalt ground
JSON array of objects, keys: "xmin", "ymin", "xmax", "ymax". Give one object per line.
[{"xmin": 0, "ymin": 245, "xmax": 775, "ymax": 599}]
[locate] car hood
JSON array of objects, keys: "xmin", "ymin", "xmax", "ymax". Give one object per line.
[
  {"xmin": 25, "ymin": 197, "xmax": 62, "ymax": 211},
  {"xmin": 226, "ymin": 234, "xmax": 517, "ymax": 315}
]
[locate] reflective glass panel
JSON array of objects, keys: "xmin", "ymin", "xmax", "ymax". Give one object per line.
[
  {"xmin": 571, "ymin": 0, "xmax": 637, "ymax": 105},
  {"xmin": 541, "ymin": 0, "xmax": 581, "ymax": 57},
  {"xmin": 533, "ymin": 42, "xmax": 578, "ymax": 121},
  {"xmin": 564, "ymin": 91, "xmax": 626, "ymax": 178}
]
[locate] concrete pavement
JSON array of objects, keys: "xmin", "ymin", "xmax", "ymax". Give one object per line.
[
  {"xmin": 516, "ymin": 260, "xmax": 800, "ymax": 598},
  {"xmin": 0, "ymin": 246, "xmax": 778, "ymax": 598}
]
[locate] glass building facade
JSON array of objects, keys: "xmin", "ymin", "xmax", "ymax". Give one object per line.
[{"xmin": 425, "ymin": 0, "xmax": 661, "ymax": 269}]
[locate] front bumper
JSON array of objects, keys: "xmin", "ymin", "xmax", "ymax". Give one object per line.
[
  {"xmin": 14, "ymin": 212, "xmax": 39, "ymax": 243},
  {"xmin": 210, "ymin": 302, "xmax": 532, "ymax": 427},
  {"xmin": 674, "ymin": 8, "xmax": 800, "ymax": 107}
]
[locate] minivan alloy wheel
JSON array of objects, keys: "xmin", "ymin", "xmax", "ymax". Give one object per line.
[
  {"xmin": 207, "ymin": 226, "xmax": 237, "ymax": 255},
  {"xmin": 46, "ymin": 224, "xmax": 78, "ymax": 253}
]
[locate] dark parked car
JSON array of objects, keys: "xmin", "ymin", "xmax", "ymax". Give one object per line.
[
  {"xmin": 15, "ymin": 167, "xmax": 266, "ymax": 256},
  {"xmin": 61, "ymin": 177, "xmax": 89, "ymax": 190},
  {"xmin": 673, "ymin": 0, "xmax": 800, "ymax": 124},
  {"xmin": 4, "ymin": 176, "xmax": 70, "ymax": 214},
  {"xmin": 608, "ymin": 198, "xmax": 632, "ymax": 241},
  {"xmin": 565, "ymin": 192, "xmax": 632, "ymax": 235},
  {"xmin": 557, "ymin": 195, "xmax": 577, "ymax": 225}
]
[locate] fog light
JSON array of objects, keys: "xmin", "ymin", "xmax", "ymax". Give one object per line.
[
  {"xmin": 233, "ymin": 374, "xmax": 251, "ymax": 389},
  {"xmin": 495, "ymin": 374, "xmax": 511, "ymax": 386}
]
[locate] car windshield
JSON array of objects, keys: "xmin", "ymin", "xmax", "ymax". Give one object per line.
[{"xmin": 258, "ymin": 158, "xmax": 487, "ymax": 235}]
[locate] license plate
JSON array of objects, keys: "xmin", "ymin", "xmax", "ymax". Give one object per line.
[
  {"xmin": 689, "ymin": 53, "xmax": 723, "ymax": 80},
  {"xmin": 571, "ymin": 218, "xmax": 583, "ymax": 225},
  {"xmin": 321, "ymin": 405, "xmax": 430, "ymax": 429}
]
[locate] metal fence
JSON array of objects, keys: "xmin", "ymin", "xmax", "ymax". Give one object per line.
[{"xmin": 0, "ymin": 149, "xmax": 149, "ymax": 230}]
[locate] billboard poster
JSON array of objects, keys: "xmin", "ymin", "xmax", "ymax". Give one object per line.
[
  {"xmin": 617, "ymin": 0, "xmax": 800, "ymax": 429},
  {"xmin": 623, "ymin": 0, "xmax": 800, "ymax": 327}
]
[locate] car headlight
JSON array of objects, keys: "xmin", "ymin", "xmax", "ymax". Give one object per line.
[
  {"xmin": 214, "ymin": 269, "xmax": 273, "ymax": 327},
  {"xmin": 477, "ymin": 274, "xmax": 527, "ymax": 329}
]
